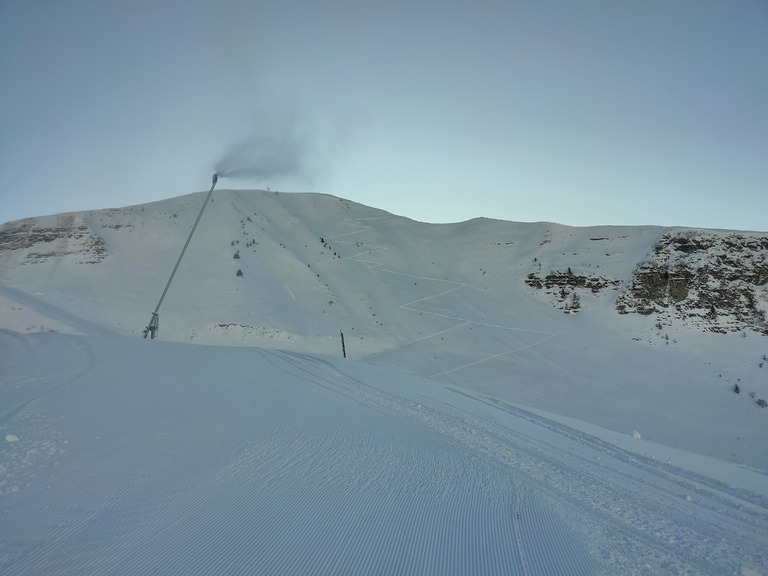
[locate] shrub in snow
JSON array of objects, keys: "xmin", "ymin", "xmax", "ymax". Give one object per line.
[
  {"xmin": 757, "ymin": 398, "xmax": 767, "ymax": 408},
  {"xmin": 236, "ymin": 269, "xmax": 243, "ymax": 277},
  {"xmin": 733, "ymin": 383, "xmax": 740, "ymax": 394}
]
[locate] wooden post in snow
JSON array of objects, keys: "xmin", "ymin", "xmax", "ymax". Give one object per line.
[{"xmin": 340, "ymin": 330, "xmax": 347, "ymax": 359}]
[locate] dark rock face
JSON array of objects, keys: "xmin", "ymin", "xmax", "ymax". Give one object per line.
[
  {"xmin": 0, "ymin": 219, "xmax": 110, "ymax": 264},
  {"xmin": 616, "ymin": 231, "xmax": 768, "ymax": 335},
  {"xmin": 526, "ymin": 270, "xmax": 621, "ymax": 313}
]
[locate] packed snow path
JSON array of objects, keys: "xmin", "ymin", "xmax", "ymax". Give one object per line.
[{"xmin": 1, "ymin": 331, "xmax": 766, "ymax": 575}]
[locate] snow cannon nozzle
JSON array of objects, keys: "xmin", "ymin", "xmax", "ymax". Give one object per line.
[{"xmin": 212, "ymin": 173, "xmax": 218, "ymax": 186}]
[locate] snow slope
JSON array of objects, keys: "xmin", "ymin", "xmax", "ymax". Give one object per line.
[
  {"xmin": 1, "ymin": 330, "xmax": 767, "ymax": 575},
  {"xmin": 1, "ymin": 190, "xmax": 766, "ymax": 470}
]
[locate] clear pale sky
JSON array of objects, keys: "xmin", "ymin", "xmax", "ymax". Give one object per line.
[{"xmin": 1, "ymin": 0, "xmax": 766, "ymax": 230}]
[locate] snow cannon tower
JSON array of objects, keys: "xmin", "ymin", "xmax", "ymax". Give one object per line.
[{"xmin": 143, "ymin": 173, "xmax": 218, "ymax": 339}]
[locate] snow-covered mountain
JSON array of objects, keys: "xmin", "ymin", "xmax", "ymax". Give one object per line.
[
  {"xmin": 2, "ymin": 190, "xmax": 766, "ymax": 341},
  {"xmin": 1, "ymin": 190, "xmax": 766, "ymax": 468},
  {"xmin": 1, "ymin": 190, "xmax": 768, "ymax": 574}
]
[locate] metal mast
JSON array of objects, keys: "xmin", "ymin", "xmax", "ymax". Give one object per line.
[{"xmin": 143, "ymin": 173, "xmax": 218, "ymax": 338}]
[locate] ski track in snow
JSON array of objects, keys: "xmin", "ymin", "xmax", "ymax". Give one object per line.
[
  {"xmin": 329, "ymin": 217, "xmax": 557, "ymax": 376},
  {"xmin": 272, "ymin": 351, "xmax": 768, "ymax": 575},
  {"xmin": 1, "ymin": 333, "xmax": 767, "ymax": 574},
  {"xmin": 273, "ymin": 351, "xmax": 604, "ymax": 575}
]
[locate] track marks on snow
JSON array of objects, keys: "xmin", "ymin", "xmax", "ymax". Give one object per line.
[
  {"xmin": 3, "ymin": 337, "xmax": 766, "ymax": 574},
  {"xmin": 278, "ymin": 352, "xmax": 767, "ymax": 573},
  {"xmin": 101, "ymin": 349, "xmax": 539, "ymax": 575},
  {"xmin": 270, "ymin": 351, "xmax": 604, "ymax": 575},
  {"xmin": 436, "ymin": 386, "xmax": 768, "ymax": 573},
  {"xmin": 329, "ymin": 217, "xmax": 556, "ymax": 375}
]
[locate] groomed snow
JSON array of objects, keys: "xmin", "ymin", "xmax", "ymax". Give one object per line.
[{"xmin": 1, "ymin": 330, "xmax": 767, "ymax": 575}]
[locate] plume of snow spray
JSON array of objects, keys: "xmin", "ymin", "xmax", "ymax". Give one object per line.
[{"xmin": 215, "ymin": 111, "xmax": 313, "ymax": 182}]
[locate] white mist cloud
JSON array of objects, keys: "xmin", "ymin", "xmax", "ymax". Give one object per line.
[{"xmin": 215, "ymin": 109, "xmax": 316, "ymax": 184}]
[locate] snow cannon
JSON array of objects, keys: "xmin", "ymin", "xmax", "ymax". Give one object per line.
[{"xmin": 142, "ymin": 173, "xmax": 220, "ymax": 339}]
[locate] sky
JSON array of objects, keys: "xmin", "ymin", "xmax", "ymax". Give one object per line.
[{"xmin": 1, "ymin": 0, "xmax": 767, "ymax": 231}]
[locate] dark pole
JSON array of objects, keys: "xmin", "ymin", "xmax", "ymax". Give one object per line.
[
  {"xmin": 143, "ymin": 173, "xmax": 218, "ymax": 338},
  {"xmin": 340, "ymin": 330, "xmax": 346, "ymax": 358}
]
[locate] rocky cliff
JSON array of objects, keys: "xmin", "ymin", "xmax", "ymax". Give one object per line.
[
  {"xmin": 0, "ymin": 215, "xmax": 110, "ymax": 265},
  {"xmin": 525, "ymin": 229, "xmax": 768, "ymax": 335},
  {"xmin": 525, "ymin": 269, "xmax": 621, "ymax": 313},
  {"xmin": 616, "ymin": 231, "xmax": 768, "ymax": 335}
]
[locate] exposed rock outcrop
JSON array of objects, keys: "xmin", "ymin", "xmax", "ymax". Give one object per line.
[
  {"xmin": 525, "ymin": 269, "xmax": 621, "ymax": 313},
  {"xmin": 616, "ymin": 231, "xmax": 768, "ymax": 335},
  {"xmin": 0, "ymin": 219, "xmax": 110, "ymax": 264}
]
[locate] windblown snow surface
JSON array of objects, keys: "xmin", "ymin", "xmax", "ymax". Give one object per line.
[{"xmin": 1, "ymin": 190, "xmax": 767, "ymax": 574}]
